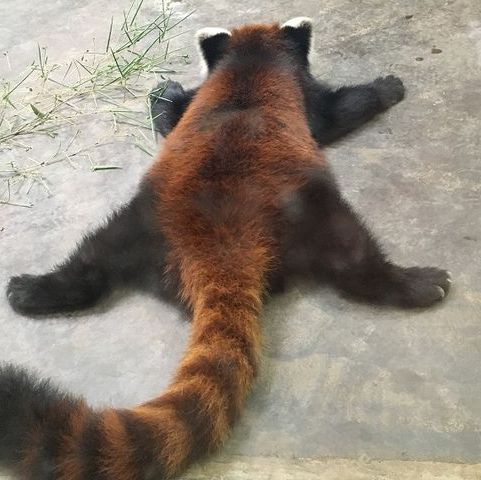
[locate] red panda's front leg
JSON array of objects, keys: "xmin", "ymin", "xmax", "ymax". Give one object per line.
[
  {"xmin": 150, "ymin": 75, "xmax": 406, "ymax": 146},
  {"xmin": 306, "ymin": 75, "xmax": 405, "ymax": 146},
  {"xmin": 150, "ymin": 80, "xmax": 200, "ymax": 138}
]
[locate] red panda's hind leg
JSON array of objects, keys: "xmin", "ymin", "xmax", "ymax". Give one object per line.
[
  {"xmin": 281, "ymin": 170, "xmax": 451, "ymax": 308},
  {"xmin": 7, "ymin": 181, "xmax": 172, "ymax": 316}
]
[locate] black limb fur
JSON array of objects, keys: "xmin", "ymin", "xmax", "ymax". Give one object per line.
[
  {"xmin": 6, "ymin": 181, "xmax": 172, "ymax": 316},
  {"xmin": 304, "ymin": 75, "xmax": 405, "ymax": 145},
  {"xmin": 150, "ymin": 75, "xmax": 405, "ymax": 144},
  {"xmin": 280, "ymin": 170, "xmax": 451, "ymax": 308},
  {"xmin": 150, "ymin": 81, "xmax": 199, "ymax": 137}
]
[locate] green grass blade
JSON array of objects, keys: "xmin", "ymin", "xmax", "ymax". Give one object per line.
[{"xmin": 105, "ymin": 17, "xmax": 114, "ymax": 53}]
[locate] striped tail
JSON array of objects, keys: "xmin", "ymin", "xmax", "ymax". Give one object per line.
[{"xmin": 0, "ymin": 282, "xmax": 263, "ymax": 479}]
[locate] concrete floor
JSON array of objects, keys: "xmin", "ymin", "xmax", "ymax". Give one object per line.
[{"xmin": 1, "ymin": 0, "xmax": 481, "ymax": 477}]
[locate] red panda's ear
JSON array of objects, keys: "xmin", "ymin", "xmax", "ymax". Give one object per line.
[
  {"xmin": 196, "ymin": 27, "xmax": 232, "ymax": 72},
  {"xmin": 281, "ymin": 17, "xmax": 313, "ymax": 62}
]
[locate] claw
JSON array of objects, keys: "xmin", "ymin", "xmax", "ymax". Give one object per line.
[{"xmin": 436, "ymin": 285, "xmax": 446, "ymax": 298}]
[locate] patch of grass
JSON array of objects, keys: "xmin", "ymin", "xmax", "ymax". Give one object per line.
[{"xmin": 0, "ymin": 0, "xmax": 193, "ymax": 207}]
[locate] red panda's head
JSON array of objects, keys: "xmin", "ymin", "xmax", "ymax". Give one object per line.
[{"xmin": 196, "ymin": 17, "xmax": 313, "ymax": 75}]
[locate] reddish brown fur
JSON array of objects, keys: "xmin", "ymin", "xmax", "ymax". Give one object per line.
[
  {"xmin": 3, "ymin": 18, "xmax": 451, "ymax": 480},
  {"xmin": 58, "ymin": 403, "xmax": 90, "ymax": 480},
  {"xmin": 138, "ymin": 23, "xmax": 325, "ymax": 476},
  {"xmin": 106, "ymin": 23, "xmax": 327, "ymax": 478},
  {"xmin": 10, "ymin": 23, "xmax": 327, "ymax": 480}
]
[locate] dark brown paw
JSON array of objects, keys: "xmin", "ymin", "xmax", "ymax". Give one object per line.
[
  {"xmin": 150, "ymin": 79, "xmax": 185, "ymax": 103},
  {"xmin": 6, "ymin": 275, "xmax": 44, "ymax": 315},
  {"xmin": 393, "ymin": 266, "xmax": 452, "ymax": 308},
  {"xmin": 373, "ymin": 75, "xmax": 405, "ymax": 109},
  {"xmin": 7, "ymin": 271, "xmax": 106, "ymax": 316}
]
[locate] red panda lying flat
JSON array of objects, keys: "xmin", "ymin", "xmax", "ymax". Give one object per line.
[{"xmin": 4, "ymin": 18, "xmax": 450, "ymax": 480}]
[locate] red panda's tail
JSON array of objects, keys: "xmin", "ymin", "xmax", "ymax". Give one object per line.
[{"xmin": 0, "ymin": 279, "xmax": 263, "ymax": 479}]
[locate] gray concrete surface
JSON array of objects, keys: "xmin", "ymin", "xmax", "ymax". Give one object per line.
[
  {"xmin": 181, "ymin": 455, "xmax": 481, "ymax": 479},
  {"xmin": 1, "ymin": 0, "xmax": 481, "ymax": 476}
]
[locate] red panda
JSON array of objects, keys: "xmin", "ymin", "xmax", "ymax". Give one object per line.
[{"xmin": 4, "ymin": 18, "xmax": 450, "ymax": 480}]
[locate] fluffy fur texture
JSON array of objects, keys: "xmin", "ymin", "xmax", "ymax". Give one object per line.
[
  {"xmin": 150, "ymin": 79, "xmax": 406, "ymax": 147},
  {"xmin": 4, "ymin": 18, "xmax": 451, "ymax": 480}
]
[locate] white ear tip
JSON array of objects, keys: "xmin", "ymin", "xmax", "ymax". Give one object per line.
[
  {"xmin": 281, "ymin": 17, "xmax": 313, "ymax": 29},
  {"xmin": 196, "ymin": 27, "xmax": 232, "ymax": 41}
]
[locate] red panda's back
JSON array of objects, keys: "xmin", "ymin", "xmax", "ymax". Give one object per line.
[{"xmin": 147, "ymin": 32, "xmax": 325, "ymax": 303}]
